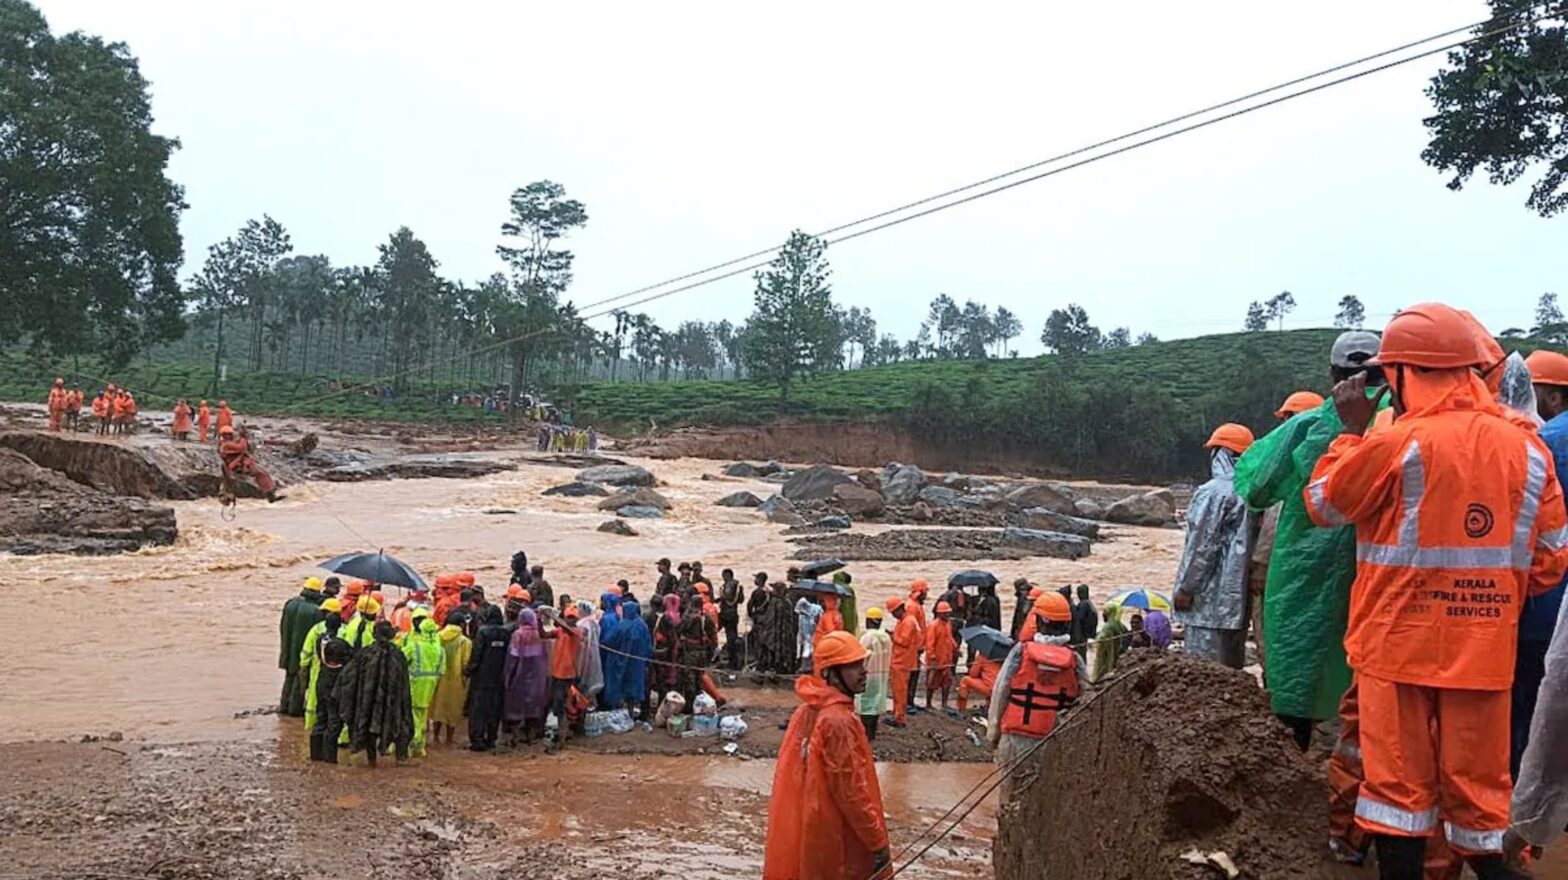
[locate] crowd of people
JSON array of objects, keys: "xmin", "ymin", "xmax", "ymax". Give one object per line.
[{"xmin": 535, "ymin": 423, "xmax": 597, "ymax": 452}]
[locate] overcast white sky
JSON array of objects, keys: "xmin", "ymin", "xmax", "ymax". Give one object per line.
[{"xmin": 37, "ymin": 0, "xmax": 1565, "ymax": 353}]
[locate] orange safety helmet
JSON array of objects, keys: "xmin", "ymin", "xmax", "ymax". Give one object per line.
[
  {"xmin": 218, "ymin": 399, "xmax": 227, "ymax": 407},
  {"xmin": 1274, "ymin": 391, "xmax": 1324, "ymax": 419},
  {"xmin": 53, "ymin": 377, "xmax": 64, "ymax": 385},
  {"xmin": 934, "ymin": 600, "xmax": 953, "ymax": 615},
  {"xmin": 885, "ymin": 596, "xmax": 905, "ymax": 613},
  {"xmin": 1527, "ymin": 350, "xmax": 1568, "ymax": 388},
  {"xmin": 910, "ymin": 579, "xmax": 929, "ymax": 598},
  {"xmin": 1458, "ymin": 309, "xmax": 1507, "ymax": 392},
  {"xmin": 1032, "ymin": 592, "xmax": 1072, "ymax": 622},
  {"xmin": 1027, "ymin": 586, "xmax": 1044, "ymax": 601},
  {"xmin": 517, "ymin": 590, "xmax": 532, "ymax": 604},
  {"xmin": 505, "ymin": 584, "xmax": 525, "ymax": 599},
  {"xmin": 218, "ymin": 425, "xmax": 235, "ymax": 436},
  {"xmin": 813, "ymin": 630, "xmax": 870, "ymax": 674},
  {"xmin": 1368, "ymin": 303, "xmax": 1486, "ymax": 369},
  {"xmin": 1205, "ymin": 423, "xmax": 1255, "ymax": 455},
  {"xmin": 457, "ymin": 572, "xmax": 476, "ymax": 587}
]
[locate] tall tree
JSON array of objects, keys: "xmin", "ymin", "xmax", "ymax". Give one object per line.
[
  {"xmin": 236, "ymin": 216, "xmax": 292, "ymax": 370},
  {"xmin": 1102, "ymin": 327, "xmax": 1132, "ymax": 349},
  {"xmin": 1333, "ymin": 295, "xmax": 1366, "ymax": 329},
  {"xmin": 1244, "ymin": 301, "xmax": 1269, "ymax": 332},
  {"xmin": 494, "ymin": 181, "xmax": 588, "ymax": 417},
  {"xmin": 741, "ymin": 231, "xmax": 838, "ymax": 408},
  {"xmin": 0, "ymin": 0, "xmax": 187, "ymax": 368},
  {"xmin": 955, "ymin": 300, "xmax": 994, "ymax": 359},
  {"xmin": 374, "ymin": 228, "xmax": 440, "ymax": 393},
  {"xmin": 1265, "ymin": 291, "xmax": 1296, "ymax": 331},
  {"xmin": 1423, "ymin": 3, "xmax": 1568, "ymax": 216},
  {"xmin": 993, "ymin": 306, "xmax": 1022, "ymax": 358},
  {"xmin": 1041, "ymin": 304, "xmax": 1101, "ymax": 356},
  {"xmin": 1536, "ymin": 292, "xmax": 1567, "ymax": 343},
  {"xmin": 1136, "ymin": 331, "xmax": 1160, "ymax": 345}
]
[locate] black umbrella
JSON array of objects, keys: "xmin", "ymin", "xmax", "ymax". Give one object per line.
[
  {"xmin": 948, "ymin": 569, "xmax": 999, "ymax": 590},
  {"xmin": 799, "ymin": 558, "xmax": 846, "ymax": 578},
  {"xmin": 959, "ymin": 625, "xmax": 1014, "ymax": 661},
  {"xmin": 319, "ymin": 551, "xmax": 428, "ymax": 591},
  {"xmin": 788, "ymin": 578, "xmax": 850, "ymax": 598}
]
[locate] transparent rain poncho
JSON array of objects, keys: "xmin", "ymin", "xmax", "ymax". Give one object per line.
[
  {"xmin": 1172, "ymin": 449, "xmax": 1255, "ymax": 632},
  {"xmin": 1512, "ymin": 592, "xmax": 1568, "ymax": 845}
]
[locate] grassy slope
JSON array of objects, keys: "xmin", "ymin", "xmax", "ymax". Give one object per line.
[{"xmin": 573, "ymin": 328, "xmax": 1344, "ymax": 428}]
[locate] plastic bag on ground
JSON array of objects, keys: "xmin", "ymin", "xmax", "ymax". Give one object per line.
[
  {"xmin": 692, "ymin": 714, "xmax": 719, "ymax": 736},
  {"xmin": 653, "ymin": 692, "xmax": 685, "ymax": 729},
  {"xmin": 585, "ymin": 708, "xmax": 635, "ymax": 737},
  {"xmin": 667, "ymin": 714, "xmax": 690, "ymax": 737},
  {"xmin": 693, "ymin": 692, "xmax": 718, "ymax": 716},
  {"xmin": 719, "ymin": 714, "xmax": 749, "ymax": 740}
]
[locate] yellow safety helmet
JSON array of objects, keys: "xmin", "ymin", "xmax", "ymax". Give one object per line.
[
  {"xmin": 320, "ymin": 598, "xmax": 342, "ymax": 614},
  {"xmin": 303, "ymin": 577, "xmax": 323, "ymax": 592},
  {"xmin": 359, "ymin": 598, "xmax": 382, "ymax": 616},
  {"xmin": 864, "ymin": 606, "xmax": 885, "ymax": 621}
]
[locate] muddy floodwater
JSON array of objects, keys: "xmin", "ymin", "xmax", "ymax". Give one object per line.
[{"xmin": 0, "ymin": 438, "xmax": 1181, "ymax": 878}]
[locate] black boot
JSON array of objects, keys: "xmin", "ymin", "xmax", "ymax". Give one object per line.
[
  {"xmin": 308, "ymin": 732, "xmax": 325, "ymax": 762},
  {"xmin": 1467, "ymin": 854, "xmax": 1526, "ymax": 880},
  {"xmin": 1374, "ymin": 835, "xmax": 1426, "ymax": 880}
]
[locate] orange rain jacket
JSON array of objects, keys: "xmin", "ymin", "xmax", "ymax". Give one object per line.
[
  {"xmin": 890, "ymin": 612, "xmax": 922, "ymax": 673},
  {"xmin": 172, "ymin": 402, "xmax": 192, "ymax": 434},
  {"xmin": 91, "ymin": 395, "xmax": 108, "ymax": 418},
  {"xmin": 215, "ymin": 404, "xmax": 233, "ymax": 433},
  {"xmin": 814, "ymin": 595, "xmax": 845, "ymax": 653},
  {"xmin": 925, "ymin": 615, "xmax": 958, "ymax": 671},
  {"xmin": 1306, "ymin": 369, "xmax": 1568, "ymax": 690},
  {"xmin": 763, "ymin": 675, "xmax": 890, "ymax": 880},
  {"xmin": 197, "ymin": 403, "xmax": 211, "ymax": 440}
]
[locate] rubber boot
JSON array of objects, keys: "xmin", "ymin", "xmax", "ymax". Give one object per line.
[
  {"xmin": 1467, "ymin": 855, "xmax": 1526, "ymax": 880},
  {"xmin": 308, "ymin": 732, "xmax": 325, "ymax": 762},
  {"xmin": 323, "ymin": 734, "xmax": 339, "ymax": 764},
  {"xmin": 1374, "ymin": 835, "xmax": 1426, "ymax": 880}
]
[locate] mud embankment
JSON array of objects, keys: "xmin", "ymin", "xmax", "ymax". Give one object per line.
[
  {"xmin": 995, "ymin": 652, "xmax": 1347, "ymax": 880},
  {"xmin": 0, "ymin": 448, "xmax": 177, "ymax": 555}
]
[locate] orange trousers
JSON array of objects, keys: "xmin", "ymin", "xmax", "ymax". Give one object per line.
[
  {"xmin": 1355, "ymin": 674, "xmax": 1510, "ymax": 856},
  {"xmin": 891, "ymin": 668, "xmax": 913, "ymax": 723},
  {"xmin": 225, "ymin": 457, "xmax": 276, "ymax": 494},
  {"xmin": 701, "ymin": 672, "xmax": 725, "ymax": 705},
  {"xmin": 48, "ymin": 409, "xmax": 64, "ymax": 431},
  {"xmin": 1328, "ymin": 683, "xmax": 1370, "ymax": 854},
  {"xmin": 956, "ymin": 675, "xmax": 990, "ymax": 713}
]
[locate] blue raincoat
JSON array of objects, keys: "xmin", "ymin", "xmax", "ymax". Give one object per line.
[
  {"xmin": 599, "ymin": 593, "xmax": 628, "ymax": 707},
  {"xmin": 619, "ymin": 600, "xmax": 654, "ymax": 710}
]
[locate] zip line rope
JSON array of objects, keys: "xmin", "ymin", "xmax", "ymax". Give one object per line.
[{"xmin": 252, "ymin": 5, "xmax": 1553, "ymax": 417}]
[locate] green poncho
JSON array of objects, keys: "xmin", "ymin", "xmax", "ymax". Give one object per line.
[{"xmin": 1233, "ymin": 397, "xmax": 1375, "ymax": 721}]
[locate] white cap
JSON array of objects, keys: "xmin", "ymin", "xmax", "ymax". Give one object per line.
[{"xmin": 1331, "ymin": 331, "xmax": 1381, "ymax": 368}]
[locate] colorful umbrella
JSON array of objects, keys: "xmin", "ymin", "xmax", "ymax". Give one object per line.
[{"xmin": 1105, "ymin": 588, "xmax": 1172, "ymax": 613}]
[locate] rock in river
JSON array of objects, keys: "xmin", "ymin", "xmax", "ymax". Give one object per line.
[
  {"xmin": 832, "ymin": 483, "xmax": 885, "ymax": 517},
  {"xmin": 615, "ymin": 505, "xmax": 664, "ymax": 519},
  {"xmin": 597, "ymin": 487, "xmax": 671, "ymax": 511},
  {"xmin": 881, "ymin": 463, "xmax": 927, "ymax": 505},
  {"xmin": 598, "ymin": 519, "xmax": 639, "ymax": 537},
  {"xmin": 1002, "ymin": 482, "xmax": 1078, "ymax": 514},
  {"xmin": 1011, "ymin": 507, "xmax": 1101, "ymax": 540},
  {"xmin": 760, "ymin": 494, "xmax": 806, "ymax": 526},
  {"xmin": 576, "ymin": 463, "xmax": 655, "ymax": 487},
  {"xmin": 542, "ymin": 481, "xmax": 611, "ymax": 497},
  {"xmin": 1104, "ymin": 488, "xmax": 1177, "ymax": 527},
  {"xmin": 781, "ymin": 464, "xmax": 854, "ymax": 502},
  {"xmin": 715, "ymin": 491, "xmax": 763, "ymax": 508},
  {"xmin": 1000, "ymin": 526, "xmax": 1091, "ymax": 560},
  {"xmin": 814, "ymin": 515, "xmax": 852, "ymax": 530}
]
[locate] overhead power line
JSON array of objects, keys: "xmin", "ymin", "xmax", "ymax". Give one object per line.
[{"xmin": 280, "ymin": 6, "xmax": 1554, "ymax": 411}]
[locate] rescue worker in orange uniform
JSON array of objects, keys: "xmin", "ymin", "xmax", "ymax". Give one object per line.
[
  {"xmin": 197, "ymin": 400, "xmax": 211, "ymax": 443},
  {"xmin": 218, "ymin": 425, "xmax": 283, "ymax": 503},
  {"xmin": 887, "ymin": 598, "xmax": 921, "ymax": 728},
  {"xmin": 91, "ymin": 390, "xmax": 110, "ymax": 435},
  {"xmin": 763, "ymin": 630, "xmax": 891, "ymax": 880},
  {"xmin": 215, "ymin": 400, "xmax": 234, "ymax": 437},
  {"xmin": 65, "ymin": 385, "xmax": 83, "ymax": 431},
  {"xmin": 924, "ymin": 600, "xmax": 959, "ymax": 715},
  {"xmin": 956, "ymin": 651, "xmax": 1001, "ymax": 715},
  {"xmin": 813, "ymin": 593, "xmax": 846, "ymax": 654},
  {"xmin": 46, "ymin": 378, "xmax": 67, "ymax": 431},
  {"xmin": 1305, "ymin": 303, "xmax": 1568, "ymax": 880},
  {"xmin": 987, "ymin": 591, "xmax": 1086, "ymax": 800},
  {"xmin": 904, "ymin": 580, "xmax": 930, "ymax": 716},
  {"xmin": 113, "ymin": 390, "xmax": 136, "ymax": 435},
  {"xmin": 171, "ymin": 399, "xmax": 192, "ymax": 441}
]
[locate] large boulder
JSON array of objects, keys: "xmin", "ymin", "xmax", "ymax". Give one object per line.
[
  {"xmin": 782, "ymin": 464, "xmax": 854, "ymax": 502},
  {"xmin": 542, "ymin": 481, "xmax": 611, "ymax": 497},
  {"xmin": 854, "ymin": 469, "xmax": 883, "ymax": 492},
  {"xmin": 615, "ymin": 505, "xmax": 664, "ymax": 519},
  {"xmin": 715, "ymin": 490, "xmax": 763, "ymax": 508},
  {"xmin": 881, "ymin": 463, "xmax": 927, "ymax": 505},
  {"xmin": 1012, "ymin": 507, "xmax": 1101, "ymax": 540},
  {"xmin": 597, "ymin": 487, "xmax": 671, "ymax": 512},
  {"xmin": 814, "ymin": 515, "xmax": 852, "ymax": 530},
  {"xmin": 598, "ymin": 519, "xmax": 638, "ymax": 537},
  {"xmin": 1000, "ymin": 526, "xmax": 1091, "ymax": 560},
  {"xmin": 1074, "ymin": 498, "xmax": 1106, "ymax": 521},
  {"xmin": 576, "ymin": 463, "xmax": 655, "ymax": 487},
  {"xmin": 722, "ymin": 462, "xmax": 763, "ymax": 478},
  {"xmin": 1003, "ymin": 483, "xmax": 1078, "ymax": 514},
  {"xmin": 761, "ymin": 460, "xmax": 783, "ymax": 476},
  {"xmin": 832, "ymin": 483, "xmax": 885, "ymax": 517},
  {"xmin": 917, "ymin": 485, "xmax": 962, "ymax": 508},
  {"xmin": 1104, "ymin": 488, "xmax": 1177, "ymax": 527},
  {"xmin": 760, "ymin": 494, "xmax": 805, "ymax": 526}
]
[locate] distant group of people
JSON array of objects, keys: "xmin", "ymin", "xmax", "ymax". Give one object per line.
[
  {"xmin": 536, "ymin": 423, "xmax": 596, "ymax": 452},
  {"xmin": 46, "ymin": 378, "xmax": 139, "ymax": 435}
]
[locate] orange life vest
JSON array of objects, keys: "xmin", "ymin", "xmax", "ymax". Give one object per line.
[{"xmin": 1000, "ymin": 642, "xmax": 1080, "ymax": 738}]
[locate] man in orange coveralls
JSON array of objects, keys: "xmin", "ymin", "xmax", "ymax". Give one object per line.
[
  {"xmin": 764, "ymin": 630, "xmax": 891, "ymax": 880},
  {"xmin": 46, "ymin": 378, "xmax": 68, "ymax": 431},
  {"xmin": 218, "ymin": 424, "xmax": 283, "ymax": 503},
  {"xmin": 1305, "ymin": 303, "xmax": 1568, "ymax": 880}
]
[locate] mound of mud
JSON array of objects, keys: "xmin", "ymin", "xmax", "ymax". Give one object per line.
[
  {"xmin": 0, "ymin": 449, "xmax": 176, "ymax": 555},
  {"xmin": 995, "ymin": 652, "xmax": 1332, "ymax": 880}
]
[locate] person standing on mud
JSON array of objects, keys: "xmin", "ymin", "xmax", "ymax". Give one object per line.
[
  {"xmin": 65, "ymin": 385, "xmax": 82, "ymax": 431},
  {"xmin": 764, "ymin": 631, "xmax": 891, "ymax": 880},
  {"xmin": 753, "ymin": 579, "xmax": 797, "ymax": 678},
  {"xmin": 655, "ymin": 558, "xmax": 678, "ymax": 597},
  {"xmin": 308, "ymin": 607, "xmax": 351, "ymax": 763},
  {"xmin": 429, "ymin": 612, "xmax": 471, "ymax": 748},
  {"xmin": 528, "ymin": 565, "xmax": 553, "ymax": 609},
  {"xmin": 540, "ymin": 605, "xmax": 583, "ymax": 753},
  {"xmin": 1070, "ymin": 585, "xmax": 1098, "ymax": 661},
  {"xmin": 171, "ymin": 399, "xmax": 192, "ymax": 441},
  {"xmin": 1172, "ymin": 424, "xmax": 1256, "ymax": 670},
  {"xmin": 1009, "ymin": 578, "xmax": 1033, "ymax": 640},
  {"xmin": 905, "ymin": 581, "xmax": 930, "ymax": 715},
  {"xmin": 924, "ymin": 601, "xmax": 958, "ymax": 717},
  {"xmin": 971, "ymin": 580, "xmax": 1003, "ymax": 655},
  {"xmin": 717, "ymin": 568, "xmax": 745, "ymax": 671},
  {"xmin": 91, "ymin": 388, "xmax": 110, "ymax": 435},
  {"xmin": 887, "ymin": 598, "xmax": 920, "ymax": 729},
  {"xmin": 987, "ymin": 591, "xmax": 1087, "ymax": 800},
  {"xmin": 196, "ymin": 399, "xmax": 211, "ymax": 443},
  {"xmin": 299, "ymin": 597, "xmax": 343, "ymax": 742},
  {"xmin": 278, "ymin": 576, "xmax": 326, "ymax": 716},
  {"xmin": 465, "ymin": 604, "xmax": 510, "ymax": 752},
  {"xmin": 857, "ymin": 607, "xmax": 892, "ymax": 739},
  {"xmin": 46, "ymin": 377, "xmax": 67, "ymax": 432},
  {"xmin": 336, "ymin": 621, "xmax": 415, "ymax": 766},
  {"xmin": 402, "ymin": 610, "xmax": 444, "ymax": 757}
]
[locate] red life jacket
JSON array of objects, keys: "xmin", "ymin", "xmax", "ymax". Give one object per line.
[{"xmin": 1000, "ymin": 642, "xmax": 1080, "ymax": 738}]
